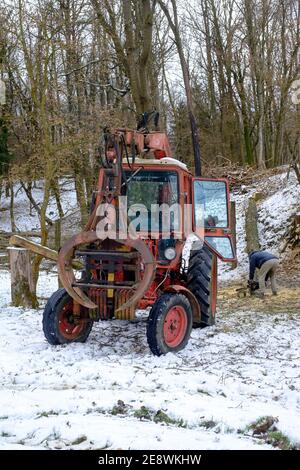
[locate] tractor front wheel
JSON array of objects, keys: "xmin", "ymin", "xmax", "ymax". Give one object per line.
[
  {"xmin": 43, "ymin": 288, "xmax": 93, "ymax": 345},
  {"xmin": 146, "ymin": 294, "xmax": 193, "ymax": 356}
]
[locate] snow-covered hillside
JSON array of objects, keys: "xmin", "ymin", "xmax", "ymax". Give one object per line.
[{"xmin": 220, "ymin": 170, "xmax": 300, "ymax": 283}]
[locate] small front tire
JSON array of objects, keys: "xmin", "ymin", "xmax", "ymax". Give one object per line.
[
  {"xmin": 146, "ymin": 293, "xmax": 193, "ymax": 356},
  {"xmin": 43, "ymin": 288, "xmax": 93, "ymax": 345}
]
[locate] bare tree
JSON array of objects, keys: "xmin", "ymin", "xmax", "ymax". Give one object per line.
[{"xmin": 158, "ymin": 0, "xmax": 202, "ymax": 175}]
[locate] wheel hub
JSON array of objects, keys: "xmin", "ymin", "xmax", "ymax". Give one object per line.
[
  {"xmin": 58, "ymin": 301, "xmax": 85, "ymax": 340},
  {"xmin": 163, "ymin": 305, "xmax": 188, "ymax": 347}
]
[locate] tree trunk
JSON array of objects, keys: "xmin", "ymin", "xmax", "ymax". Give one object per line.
[
  {"xmin": 9, "ymin": 181, "xmax": 16, "ymax": 231},
  {"xmin": 8, "ymin": 247, "xmax": 38, "ymax": 308},
  {"xmin": 158, "ymin": 0, "xmax": 202, "ymax": 175},
  {"xmin": 245, "ymin": 197, "xmax": 261, "ymax": 253},
  {"xmin": 54, "ymin": 219, "xmax": 61, "ymax": 252},
  {"xmin": 74, "ymin": 173, "xmax": 88, "ymax": 227}
]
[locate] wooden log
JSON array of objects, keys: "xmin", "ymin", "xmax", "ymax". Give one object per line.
[
  {"xmin": 236, "ymin": 287, "xmax": 249, "ymax": 298},
  {"xmin": 8, "ymin": 247, "xmax": 38, "ymax": 308},
  {"xmin": 9, "ymin": 234, "xmax": 82, "ymax": 269},
  {"xmin": 9, "ymin": 235, "xmax": 58, "ymax": 261},
  {"xmin": 245, "ymin": 197, "xmax": 261, "ymax": 253}
]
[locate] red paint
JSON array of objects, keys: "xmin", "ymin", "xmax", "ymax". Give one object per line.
[
  {"xmin": 163, "ymin": 305, "xmax": 188, "ymax": 347},
  {"xmin": 58, "ymin": 301, "xmax": 85, "ymax": 340}
]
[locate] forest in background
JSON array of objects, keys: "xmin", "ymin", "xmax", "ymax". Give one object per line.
[{"xmin": 0, "ymin": 0, "xmax": 300, "ymax": 232}]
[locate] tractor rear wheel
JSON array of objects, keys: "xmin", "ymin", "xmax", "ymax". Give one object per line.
[
  {"xmin": 43, "ymin": 288, "xmax": 93, "ymax": 345},
  {"xmin": 146, "ymin": 293, "xmax": 193, "ymax": 356},
  {"xmin": 187, "ymin": 244, "xmax": 217, "ymax": 327}
]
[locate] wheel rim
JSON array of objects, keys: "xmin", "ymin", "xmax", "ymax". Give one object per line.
[
  {"xmin": 58, "ymin": 300, "xmax": 85, "ymax": 340},
  {"xmin": 163, "ymin": 305, "xmax": 188, "ymax": 347}
]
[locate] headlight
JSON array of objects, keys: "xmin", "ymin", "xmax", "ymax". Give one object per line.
[{"xmin": 164, "ymin": 247, "xmax": 176, "ymax": 260}]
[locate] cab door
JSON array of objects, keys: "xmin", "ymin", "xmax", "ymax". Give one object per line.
[{"xmin": 192, "ymin": 178, "xmax": 236, "ymax": 262}]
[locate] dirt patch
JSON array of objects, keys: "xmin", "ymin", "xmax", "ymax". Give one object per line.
[{"xmin": 218, "ymin": 286, "xmax": 300, "ymax": 315}]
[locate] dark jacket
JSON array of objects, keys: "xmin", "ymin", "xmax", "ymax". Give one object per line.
[{"xmin": 249, "ymin": 251, "xmax": 278, "ymax": 280}]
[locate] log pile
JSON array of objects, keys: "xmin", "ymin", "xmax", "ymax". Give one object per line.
[{"xmin": 202, "ymin": 162, "xmax": 284, "ymax": 188}]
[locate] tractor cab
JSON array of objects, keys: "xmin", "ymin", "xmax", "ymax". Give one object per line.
[{"xmin": 123, "ymin": 158, "xmax": 235, "ymax": 264}]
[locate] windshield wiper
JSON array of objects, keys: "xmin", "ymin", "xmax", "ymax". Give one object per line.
[{"xmin": 122, "ymin": 167, "xmax": 144, "ymax": 187}]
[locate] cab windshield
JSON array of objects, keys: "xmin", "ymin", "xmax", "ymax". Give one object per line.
[{"xmin": 125, "ymin": 169, "xmax": 179, "ymax": 232}]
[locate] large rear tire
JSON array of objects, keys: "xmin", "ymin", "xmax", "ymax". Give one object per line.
[
  {"xmin": 187, "ymin": 244, "xmax": 217, "ymax": 327},
  {"xmin": 43, "ymin": 288, "xmax": 93, "ymax": 345},
  {"xmin": 146, "ymin": 293, "xmax": 193, "ymax": 356}
]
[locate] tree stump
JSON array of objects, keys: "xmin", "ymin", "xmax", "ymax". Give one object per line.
[
  {"xmin": 245, "ymin": 197, "xmax": 261, "ymax": 253},
  {"xmin": 8, "ymin": 247, "xmax": 38, "ymax": 308}
]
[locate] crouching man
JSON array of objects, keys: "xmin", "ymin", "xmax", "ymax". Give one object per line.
[{"xmin": 248, "ymin": 250, "xmax": 279, "ymax": 297}]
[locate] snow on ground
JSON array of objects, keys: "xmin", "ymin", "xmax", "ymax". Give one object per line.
[
  {"xmin": 219, "ymin": 170, "xmax": 300, "ymax": 284},
  {"xmin": 0, "ymin": 269, "xmax": 300, "ymax": 450},
  {"xmin": 0, "ymin": 178, "xmax": 78, "ymax": 233}
]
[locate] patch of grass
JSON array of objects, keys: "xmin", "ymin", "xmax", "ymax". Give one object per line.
[
  {"xmin": 176, "ymin": 419, "xmax": 188, "ymax": 428},
  {"xmin": 248, "ymin": 415, "xmax": 278, "ymax": 435},
  {"xmin": 223, "ymin": 425, "xmax": 235, "ymax": 434},
  {"xmin": 111, "ymin": 400, "xmax": 128, "ymax": 416},
  {"xmin": 153, "ymin": 410, "xmax": 174, "ymax": 424},
  {"xmin": 71, "ymin": 435, "xmax": 87, "ymax": 446},
  {"xmin": 266, "ymin": 431, "xmax": 292, "ymax": 450},
  {"xmin": 154, "ymin": 410, "xmax": 186, "ymax": 427},
  {"xmin": 197, "ymin": 388, "xmax": 212, "ymax": 396},
  {"xmin": 86, "ymin": 407, "xmax": 106, "ymax": 415},
  {"xmin": 133, "ymin": 407, "xmax": 188, "ymax": 428},
  {"xmin": 36, "ymin": 410, "xmax": 59, "ymax": 418},
  {"xmin": 199, "ymin": 419, "xmax": 217, "ymax": 430},
  {"xmin": 134, "ymin": 406, "xmax": 152, "ymax": 421},
  {"xmin": 0, "ymin": 416, "xmax": 8, "ymax": 420},
  {"xmin": 244, "ymin": 416, "xmax": 300, "ymax": 450},
  {"xmin": 48, "ymin": 428, "xmax": 61, "ymax": 441}
]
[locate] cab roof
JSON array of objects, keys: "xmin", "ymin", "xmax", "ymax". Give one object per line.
[{"xmin": 123, "ymin": 157, "xmax": 188, "ymax": 171}]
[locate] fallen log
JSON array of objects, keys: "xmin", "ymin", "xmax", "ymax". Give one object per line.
[{"xmin": 9, "ymin": 235, "xmax": 82, "ymax": 269}]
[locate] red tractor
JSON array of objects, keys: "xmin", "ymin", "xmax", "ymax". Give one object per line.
[{"xmin": 43, "ymin": 121, "xmax": 236, "ymax": 355}]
